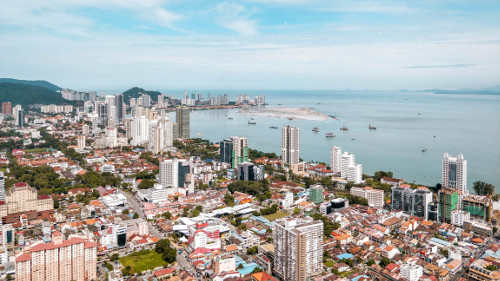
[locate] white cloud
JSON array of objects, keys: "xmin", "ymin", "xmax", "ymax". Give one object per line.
[{"xmin": 212, "ymin": 2, "xmax": 259, "ymax": 36}]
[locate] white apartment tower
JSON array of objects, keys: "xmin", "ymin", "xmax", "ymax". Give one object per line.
[
  {"xmin": 400, "ymin": 262, "xmax": 423, "ymax": 281},
  {"xmin": 340, "ymin": 152, "xmax": 355, "ymax": 179},
  {"xmin": 330, "ymin": 146, "xmax": 342, "ymax": 175},
  {"xmin": 281, "ymin": 126, "xmax": 300, "ymax": 167},
  {"xmin": 442, "ymin": 152, "xmax": 467, "ymax": 195},
  {"xmin": 274, "ymin": 218, "xmax": 323, "ymax": 281},
  {"xmin": 150, "ymin": 118, "xmax": 173, "ymax": 154},
  {"xmin": 160, "ymin": 159, "xmax": 179, "ymax": 189},
  {"xmin": 127, "ymin": 116, "xmax": 150, "ymax": 146}
]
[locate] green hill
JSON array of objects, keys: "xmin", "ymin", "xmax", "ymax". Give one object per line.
[
  {"xmin": 122, "ymin": 87, "xmax": 162, "ymax": 103},
  {"xmin": 0, "ymin": 83, "xmax": 72, "ymax": 107},
  {"xmin": 0, "ymin": 78, "xmax": 61, "ymax": 91}
]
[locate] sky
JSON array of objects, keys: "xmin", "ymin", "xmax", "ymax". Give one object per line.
[{"xmin": 1, "ymin": 0, "xmax": 499, "ymax": 91}]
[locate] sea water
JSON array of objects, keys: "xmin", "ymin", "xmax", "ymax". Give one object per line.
[{"xmin": 163, "ymin": 90, "xmax": 500, "ymax": 191}]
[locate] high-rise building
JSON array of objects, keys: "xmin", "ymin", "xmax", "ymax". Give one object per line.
[
  {"xmin": 232, "ymin": 137, "xmax": 248, "ymax": 169},
  {"xmin": 16, "ymin": 109, "xmax": 24, "ymax": 128},
  {"xmin": 391, "ymin": 185, "xmax": 433, "ymax": 219},
  {"xmin": 76, "ymin": 136, "xmax": 86, "ymax": 151},
  {"xmin": 96, "ymin": 102, "xmax": 108, "ymax": 126},
  {"xmin": 274, "ymin": 218, "xmax": 323, "ymax": 281},
  {"xmin": 114, "ymin": 93, "xmax": 125, "ymax": 123},
  {"xmin": 176, "ymin": 107, "xmax": 190, "ymax": 139},
  {"xmin": 15, "ymin": 232, "xmax": 98, "ymax": 281},
  {"xmin": 340, "ymin": 152, "xmax": 354, "ymax": 179},
  {"xmin": 2, "ymin": 102, "xmax": 12, "ymax": 115},
  {"xmin": 151, "ymin": 118, "xmax": 173, "ymax": 154},
  {"xmin": 220, "ymin": 138, "xmax": 234, "ymax": 165},
  {"xmin": 442, "ymin": 152, "xmax": 467, "ymax": 195},
  {"xmin": 0, "ymin": 171, "xmax": 4, "ymax": 202},
  {"xmin": 281, "ymin": 125, "xmax": 300, "ymax": 168},
  {"xmin": 462, "ymin": 195, "xmax": 492, "ymax": 222},
  {"xmin": 127, "ymin": 116, "xmax": 149, "ymax": 146},
  {"xmin": 330, "ymin": 146, "xmax": 342, "ymax": 175},
  {"xmin": 438, "ymin": 188, "xmax": 460, "ymax": 223},
  {"xmin": 238, "ymin": 162, "xmax": 255, "ymax": 181},
  {"xmin": 160, "ymin": 159, "xmax": 179, "ymax": 189},
  {"xmin": 309, "ymin": 184, "xmax": 324, "ymax": 204},
  {"xmin": 140, "ymin": 93, "xmax": 151, "ymax": 107}
]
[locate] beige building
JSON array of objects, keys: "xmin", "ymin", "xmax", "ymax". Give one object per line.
[
  {"xmin": 15, "ymin": 231, "xmax": 98, "ymax": 281},
  {"xmin": 0, "ymin": 182, "xmax": 53, "ymax": 217},
  {"xmin": 273, "ymin": 217, "xmax": 323, "ymax": 281},
  {"xmin": 350, "ymin": 186, "xmax": 384, "ymax": 208}
]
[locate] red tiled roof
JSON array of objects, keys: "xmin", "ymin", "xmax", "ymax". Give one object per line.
[
  {"xmin": 16, "ymin": 252, "xmax": 31, "ymax": 262},
  {"xmin": 29, "ymin": 237, "xmax": 85, "ymax": 252},
  {"xmin": 14, "ymin": 182, "xmax": 28, "ymax": 188}
]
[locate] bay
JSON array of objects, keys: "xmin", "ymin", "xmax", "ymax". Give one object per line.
[{"xmin": 164, "ymin": 90, "xmax": 500, "ymax": 192}]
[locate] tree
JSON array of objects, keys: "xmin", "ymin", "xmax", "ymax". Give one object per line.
[
  {"xmin": 366, "ymin": 259, "xmax": 375, "ymax": 266},
  {"xmin": 247, "ymin": 246, "xmax": 258, "ymax": 255},
  {"xmin": 494, "ymin": 227, "xmax": 498, "ymax": 234},
  {"xmin": 163, "ymin": 212, "xmax": 172, "ymax": 219},
  {"xmin": 379, "ymin": 257, "xmax": 392, "ymax": 268},
  {"xmin": 293, "ymin": 208, "xmax": 301, "ymax": 215},
  {"xmin": 122, "ymin": 209, "xmax": 129, "ymax": 215},
  {"xmin": 133, "ymin": 213, "xmax": 139, "ymax": 219},
  {"xmin": 251, "ymin": 267, "xmax": 263, "ymax": 274},
  {"xmin": 473, "ymin": 181, "xmax": 495, "ymax": 196},
  {"xmin": 138, "ymin": 179, "xmax": 155, "ymax": 190},
  {"xmin": 110, "ymin": 253, "xmax": 119, "ymax": 261},
  {"xmin": 224, "ymin": 193, "xmax": 235, "ymax": 206},
  {"xmin": 486, "ymin": 264, "xmax": 498, "ymax": 271}
]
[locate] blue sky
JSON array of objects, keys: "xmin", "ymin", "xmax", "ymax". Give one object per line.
[{"xmin": 0, "ymin": 0, "xmax": 499, "ymax": 91}]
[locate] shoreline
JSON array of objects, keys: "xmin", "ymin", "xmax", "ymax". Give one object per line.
[{"xmin": 236, "ymin": 107, "xmax": 328, "ymax": 121}]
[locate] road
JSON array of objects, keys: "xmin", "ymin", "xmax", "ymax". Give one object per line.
[{"xmin": 116, "ymin": 189, "xmax": 165, "ymax": 239}]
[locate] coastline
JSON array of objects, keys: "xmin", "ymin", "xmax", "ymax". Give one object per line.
[{"xmin": 236, "ymin": 107, "xmax": 328, "ymax": 121}]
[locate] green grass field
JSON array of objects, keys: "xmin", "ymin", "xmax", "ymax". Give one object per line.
[
  {"xmin": 23, "ymin": 148, "xmax": 50, "ymax": 153},
  {"xmin": 119, "ymin": 250, "xmax": 167, "ymax": 274},
  {"xmin": 263, "ymin": 211, "xmax": 289, "ymax": 221}
]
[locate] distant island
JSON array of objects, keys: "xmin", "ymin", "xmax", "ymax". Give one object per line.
[
  {"xmin": 0, "ymin": 78, "xmax": 61, "ymax": 91},
  {"xmin": 425, "ymin": 85, "xmax": 500, "ymax": 96},
  {"xmin": 0, "ymin": 82, "xmax": 74, "ymax": 107}
]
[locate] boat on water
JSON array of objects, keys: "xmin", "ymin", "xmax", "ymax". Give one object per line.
[
  {"xmin": 269, "ymin": 126, "xmax": 278, "ymax": 129},
  {"xmin": 328, "ymin": 114, "xmax": 339, "ymax": 120},
  {"xmin": 325, "ymin": 133, "xmax": 335, "ymax": 138},
  {"xmin": 228, "ymin": 116, "xmax": 234, "ymax": 120},
  {"xmin": 287, "ymin": 117, "xmax": 294, "ymax": 120},
  {"xmin": 418, "ymin": 113, "xmax": 422, "ymax": 115},
  {"xmin": 248, "ymin": 120, "xmax": 256, "ymax": 125},
  {"xmin": 340, "ymin": 124, "xmax": 349, "ymax": 131},
  {"xmin": 312, "ymin": 127, "xmax": 320, "ymax": 132},
  {"xmin": 422, "ymin": 148, "xmax": 427, "ymax": 152},
  {"xmin": 369, "ymin": 124, "xmax": 376, "ymax": 130}
]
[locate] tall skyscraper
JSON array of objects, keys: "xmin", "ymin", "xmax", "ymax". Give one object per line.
[
  {"xmin": 232, "ymin": 136, "xmax": 248, "ymax": 169},
  {"xmin": 176, "ymin": 107, "xmax": 190, "ymax": 139},
  {"xmin": 159, "ymin": 159, "xmax": 192, "ymax": 190},
  {"xmin": 442, "ymin": 153, "xmax": 467, "ymax": 195},
  {"xmin": 220, "ymin": 138, "xmax": 234, "ymax": 164},
  {"xmin": 438, "ymin": 188, "xmax": 460, "ymax": 223},
  {"xmin": 274, "ymin": 218, "xmax": 323, "ymax": 281},
  {"xmin": 330, "ymin": 146, "xmax": 342, "ymax": 175},
  {"xmin": 160, "ymin": 159, "xmax": 179, "ymax": 189},
  {"xmin": 96, "ymin": 102, "xmax": 108, "ymax": 126},
  {"xmin": 0, "ymin": 171, "xmax": 5, "ymax": 202},
  {"xmin": 114, "ymin": 94, "xmax": 125, "ymax": 123},
  {"xmin": 2, "ymin": 102, "xmax": 12, "ymax": 115},
  {"xmin": 16, "ymin": 109, "xmax": 25, "ymax": 128},
  {"xmin": 151, "ymin": 118, "xmax": 173, "ymax": 154},
  {"xmin": 127, "ymin": 116, "xmax": 149, "ymax": 146},
  {"xmin": 391, "ymin": 185, "xmax": 433, "ymax": 219},
  {"xmin": 238, "ymin": 162, "xmax": 255, "ymax": 181},
  {"xmin": 281, "ymin": 125, "xmax": 300, "ymax": 168}
]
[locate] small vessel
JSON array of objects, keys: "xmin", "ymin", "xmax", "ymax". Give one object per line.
[
  {"xmin": 328, "ymin": 114, "xmax": 339, "ymax": 120},
  {"xmin": 228, "ymin": 116, "xmax": 234, "ymax": 120},
  {"xmin": 312, "ymin": 127, "xmax": 320, "ymax": 132},
  {"xmin": 277, "ymin": 103, "xmax": 282, "ymax": 105},
  {"xmin": 269, "ymin": 126, "xmax": 278, "ymax": 129},
  {"xmin": 325, "ymin": 133, "xmax": 335, "ymax": 138},
  {"xmin": 422, "ymin": 148, "xmax": 427, "ymax": 152},
  {"xmin": 288, "ymin": 117, "xmax": 294, "ymax": 120},
  {"xmin": 248, "ymin": 120, "xmax": 256, "ymax": 125},
  {"xmin": 351, "ymin": 138, "xmax": 356, "ymax": 141},
  {"xmin": 418, "ymin": 113, "xmax": 422, "ymax": 115},
  {"xmin": 340, "ymin": 124, "xmax": 349, "ymax": 131},
  {"xmin": 250, "ymin": 117, "xmax": 254, "ymax": 120},
  {"xmin": 369, "ymin": 124, "xmax": 376, "ymax": 130}
]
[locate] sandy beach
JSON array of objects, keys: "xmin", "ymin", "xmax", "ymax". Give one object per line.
[{"xmin": 236, "ymin": 107, "xmax": 328, "ymax": 121}]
